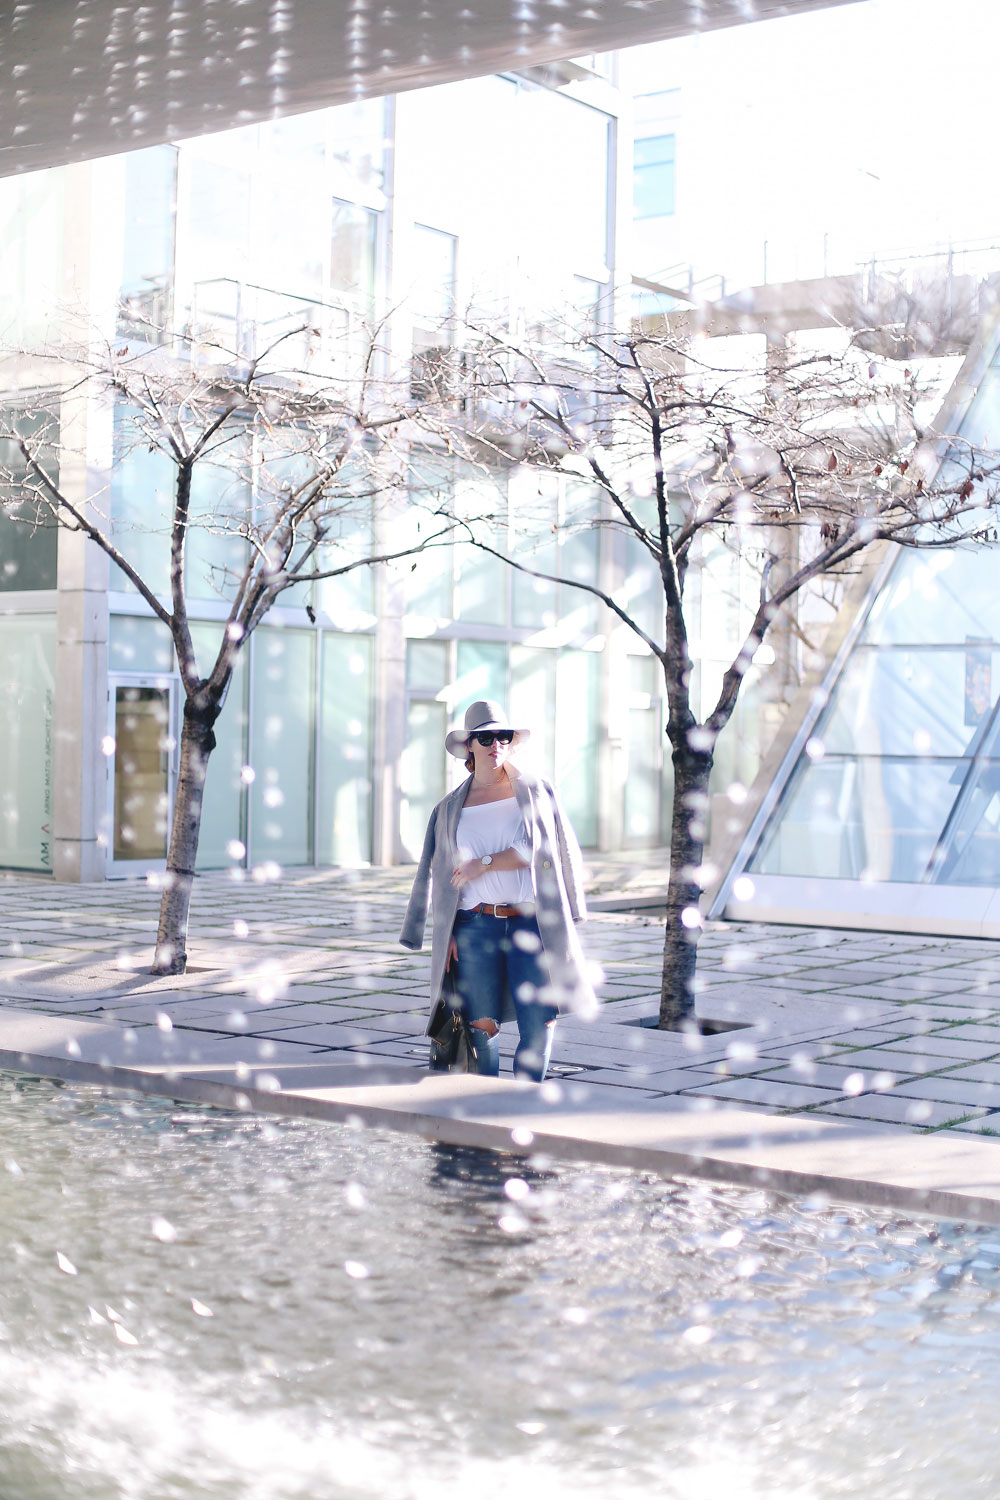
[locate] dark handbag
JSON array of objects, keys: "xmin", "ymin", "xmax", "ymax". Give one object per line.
[{"xmin": 427, "ymin": 967, "xmax": 487, "ymax": 1074}]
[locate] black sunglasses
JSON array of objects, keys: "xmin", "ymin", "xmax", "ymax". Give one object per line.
[{"xmin": 470, "ymin": 729, "xmax": 514, "ymax": 748}]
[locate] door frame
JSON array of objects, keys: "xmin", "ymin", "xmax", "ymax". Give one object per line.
[{"xmin": 106, "ymin": 672, "xmax": 181, "ymax": 878}]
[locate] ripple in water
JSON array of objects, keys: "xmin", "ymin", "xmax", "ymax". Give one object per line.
[{"xmin": 0, "ymin": 1070, "xmax": 999, "ymax": 1499}]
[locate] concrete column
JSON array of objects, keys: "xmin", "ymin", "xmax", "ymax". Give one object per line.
[
  {"xmin": 370, "ymin": 469, "xmax": 411, "ymax": 867},
  {"xmin": 52, "ymin": 529, "xmax": 110, "ymax": 883},
  {"xmin": 52, "ymin": 160, "xmax": 115, "ymax": 883}
]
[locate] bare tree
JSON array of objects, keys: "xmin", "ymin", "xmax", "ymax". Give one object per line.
[
  {"xmin": 440, "ymin": 324, "xmax": 1000, "ymax": 1027},
  {"xmin": 1, "ymin": 331, "xmax": 453, "ymax": 974}
]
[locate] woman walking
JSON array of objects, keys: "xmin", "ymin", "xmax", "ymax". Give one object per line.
[{"xmin": 399, "ymin": 700, "xmax": 596, "ymax": 1081}]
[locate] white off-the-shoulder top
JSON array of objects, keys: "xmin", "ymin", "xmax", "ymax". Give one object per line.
[{"xmin": 455, "ymin": 798, "xmax": 533, "ymax": 910}]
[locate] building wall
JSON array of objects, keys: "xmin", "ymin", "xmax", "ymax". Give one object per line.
[{"xmin": 0, "ymin": 64, "xmax": 679, "ymax": 879}]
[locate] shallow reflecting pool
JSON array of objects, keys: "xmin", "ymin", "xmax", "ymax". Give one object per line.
[{"xmin": 1, "ymin": 1070, "xmax": 1000, "ymax": 1499}]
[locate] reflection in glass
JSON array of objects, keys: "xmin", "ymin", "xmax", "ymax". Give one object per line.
[
  {"xmin": 820, "ymin": 646, "xmax": 1000, "ymax": 759},
  {"xmin": 0, "ymin": 616, "xmax": 56, "ymax": 870},
  {"xmin": 191, "ymin": 621, "xmax": 247, "ymax": 870},
  {"xmin": 318, "ymin": 634, "xmax": 372, "ymax": 866},
  {"xmin": 751, "ymin": 757, "xmax": 962, "ymax": 883},
  {"xmin": 511, "ymin": 646, "xmax": 556, "ymax": 778},
  {"xmin": 624, "ymin": 654, "xmax": 666, "ymax": 845},
  {"xmin": 113, "ymin": 687, "xmax": 171, "ymax": 862},
  {"xmin": 406, "ymin": 640, "xmax": 449, "ymax": 694},
  {"xmin": 937, "ymin": 760, "xmax": 1000, "ymax": 887},
  {"xmin": 400, "ymin": 699, "xmax": 447, "ymax": 861},
  {"xmin": 251, "ymin": 629, "xmax": 315, "ymax": 866},
  {"xmin": 556, "ymin": 649, "xmax": 600, "ymax": 848},
  {"xmin": 119, "ymin": 145, "xmax": 177, "ymax": 341},
  {"xmin": 331, "ymin": 199, "xmax": 378, "ymax": 307},
  {"xmin": 0, "ymin": 410, "xmax": 59, "ymax": 592},
  {"xmin": 863, "ymin": 546, "xmax": 1000, "ymax": 648},
  {"xmin": 455, "ymin": 641, "xmax": 507, "ymax": 718}
]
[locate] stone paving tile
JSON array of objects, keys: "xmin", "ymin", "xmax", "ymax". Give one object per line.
[
  {"xmin": 811, "ymin": 1094, "xmax": 987, "ymax": 1128},
  {"xmin": 937, "ymin": 1023, "xmax": 1000, "ymax": 1044},
  {"xmin": 573, "ymin": 1066, "xmax": 720, "ymax": 1091},
  {"xmin": 762, "ymin": 1060, "xmax": 899, "ymax": 1090},
  {"xmin": 232, "ymin": 1023, "xmax": 395, "ymax": 1048},
  {"xmin": 931, "ymin": 1061, "xmax": 1000, "ymax": 1085},
  {"xmin": 818, "ymin": 1027, "xmax": 914, "ymax": 1046},
  {"xmin": 821, "ymin": 1047, "xmax": 947, "ymax": 1074},
  {"xmin": 947, "ymin": 1115, "xmax": 1000, "ymax": 1136},
  {"xmin": 678, "ymin": 1076, "xmax": 841, "ymax": 1109},
  {"xmin": 878, "ymin": 1035, "xmax": 1000, "ymax": 1061},
  {"xmin": 757, "ymin": 1041, "xmax": 847, "ymax": 1061},
  {"xmin": 887, "ymin": 1076, "xmax": 1000, "ymax": 1110}
]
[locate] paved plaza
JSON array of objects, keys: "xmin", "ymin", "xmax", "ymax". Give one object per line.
[{"xmin": 5, "ymin": 861, "xmax": 1000, "ymax": 1221}]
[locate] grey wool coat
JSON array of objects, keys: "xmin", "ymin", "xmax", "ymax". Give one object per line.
[{"xmin": 399, "ymin": 763, "xmax": 598, "ymax": 1030}]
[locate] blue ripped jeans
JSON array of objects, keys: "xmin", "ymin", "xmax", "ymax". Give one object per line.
[{"xmin": 452, "ymin": 910, "xmax": 558, "ymax": 1081}]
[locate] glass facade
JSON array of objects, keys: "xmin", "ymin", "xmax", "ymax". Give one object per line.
[
  {"xmin": 748, "ymin": 344, "xmax": 1000, "ymax": 893},
  {"xmin": 0, "ymin": 411, "xmax": 59, "ymax": 592},
  {"xmin": 0, "ymin": 616, "xmax": 56, "ymax": 871},
  {"xmin": 0, "ymin": 64, "xmax": 646, "ymax": 880}
]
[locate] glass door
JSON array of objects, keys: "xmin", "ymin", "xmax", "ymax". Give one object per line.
[{"xmin": 107, "ymin": 677, "xmax": 179, "ymax": 875}]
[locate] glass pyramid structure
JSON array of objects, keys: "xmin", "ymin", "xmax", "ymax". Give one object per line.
[{"xmin": 714, "ymin": 332, "xmax": 1000, "ymax": 936}]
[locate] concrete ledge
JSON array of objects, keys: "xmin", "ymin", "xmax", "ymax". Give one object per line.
[{"xmin": 5, "ymin": 1004, "xmax": 1000, "ymax": 1228}]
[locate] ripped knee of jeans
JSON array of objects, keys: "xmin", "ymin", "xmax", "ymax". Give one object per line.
[{"xmin": 470, "ymin": 1018, "xmax": 499, "ymax": 1037}]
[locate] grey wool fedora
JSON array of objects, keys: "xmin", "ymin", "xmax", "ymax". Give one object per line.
[{"xmin": 444, "ymin": 699, "xmax": 531, "ymax": 759}]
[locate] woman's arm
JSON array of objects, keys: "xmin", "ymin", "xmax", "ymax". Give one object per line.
[
  {"xmin": 548, "ymin": 784, "xmax": 588, "ymax": 922},
  {"xmin": 451, "ymin": 845, "xmax": 528, "ymax": 888},
  {"xmin": 399, "ymin": 807, "xmax": 439, "ymax": 948}
]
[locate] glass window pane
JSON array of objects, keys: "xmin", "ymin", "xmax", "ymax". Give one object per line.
[
  {"xmin": 511, "ymin": 646, "xmax": 556, "ymax": 779},
  {"xmin": 331, "ymin": 199, "xmax": 378, "ymax": 306},
  {"xmin": 250, "ymin": 628, "xmax": 315, "ymax": 866},
  {"xmin": 455, "ymin": 478, "xmax": 508, "ymax": 626},
  {"xmin": 623, "ymin": 655, "xmax": 666, "ymax": 846},
  {"xmin": 411, "ymin": 224, "xmax": 457, "ymax": 348},
  {"xmin": 0, "ymin": 616, "xmax": 55, "ymax": 870},
  {"xmin": 511, "ymin": 477, "xmax": 557, "ymax": 629},
  {"xmin": 751, "ymin": 758, "xmax": 962, "ymax": 883},
  {"xmin": 185, "ymin": 456, "xmax": 250, "ymax": 604},
  {"xmin": 864, "ymin": 546, "xmax": 1000, "ymax": 647},
  {"xmin": 400, "ymin": 699, "xmax": 448, "ymax": 861},
  {"xmin": 119, "ymin": 145, "xmax": 177, "ymax": 339},
  {"xmin": 329, "ymin": 97, "xmax": 385, "ymax": 195},
  {"xmin": 560, "ymin": 482, "xmax": 601, "ymax": 636},
  {"xmin": 406, "ymin": 640, "xmax": 448, "ymax": 693},
  {"xmin": 108, "ymin": 615, "xmax": 175, "ymax": 674},
  {"xmin": 313, "ymin": 497, "xmax": 376, "ymax": 620},
  {"xmin": 0, "ymin": 409, "xmax": 59, "ymax": 592},
  {"xmin": 318, "ymin": 633, "xmax": 373, "ymax": 866},
  {"xmin": 186, "ymin": 147, "xmax": 252, "ymax": 287},
  {"xmin": 191, "ymin": 621, "xmax": 247, "ymax": 870},
  {"xmin": 259, "ymin": 116, "xmax": 327, "ymax": 299},
  {"xmin": 938, "ymin": 760, "xmax": 1000, "ymax": 887},
  {"xmin": 110, "ymin": 406, "xmax": 172, "ymax": 598},
  {"xmin": 819, "ymin": 647, "xmax": 1000, "ymax": 759},
  {"xmin": 0, "ymin": 168, "xmax": 63, "ymax": 345},
  {"xmin": 455, "ymin": 641, "xmax": 507, "ymax": 718},
  {"xmin": 113, "ymin": 686, "xmax": 171, "ymax": 862},
  {"xmin": 556, "ymin": 649, "xmax": 600, "ymax": 848}
]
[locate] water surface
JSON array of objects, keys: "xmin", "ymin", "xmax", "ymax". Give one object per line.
[{"xmin": 0, "ymin": 1071, "xmax": 998, "ymax": 1499}]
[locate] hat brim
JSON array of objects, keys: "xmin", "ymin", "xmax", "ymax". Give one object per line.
[{"xmin": 445, "ymin": 724, "xmax": 531, "ymax": 759}]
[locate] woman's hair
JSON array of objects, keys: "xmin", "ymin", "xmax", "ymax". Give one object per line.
[{"xmin": 464, "ymin": 730, "xmax": 519, "ymax": 774}]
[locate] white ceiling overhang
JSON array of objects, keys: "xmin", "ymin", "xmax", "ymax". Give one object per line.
[{"xmin": 0, "ymin": 0, "xmax": 865, "ymax": 178}]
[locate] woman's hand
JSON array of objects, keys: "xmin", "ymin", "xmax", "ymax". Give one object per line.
[
  {"xmin": 446, "ymin": 936, "xmax": 458, "ymax": 971},
  {"xmin": 450, "ymin": 858, "xmax": 482, "ymax": 889}
]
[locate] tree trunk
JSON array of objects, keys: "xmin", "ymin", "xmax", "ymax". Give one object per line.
[
  {"xmin": 151, "ymin": 695, "xmax": 218, "ymax": 976},
  {"xmin": 658, "ymin": 746, "xmax": 713, "ymax": 1030}
]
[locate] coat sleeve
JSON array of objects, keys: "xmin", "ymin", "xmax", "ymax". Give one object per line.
[
  {"xmin": 399, "ymin": 806, "xmax": 438, "ymax": 950},
  {"xmin": 548, "ymin": 783, "xmax": 588, "ymax": 923}
]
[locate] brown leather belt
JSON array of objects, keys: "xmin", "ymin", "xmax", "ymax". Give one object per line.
[{"xmin": 466, "ymin": 902, "xmax": 526, "ymax": 918}]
